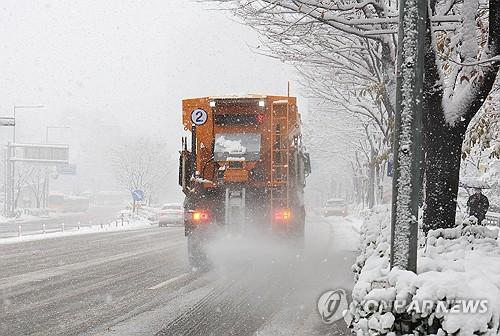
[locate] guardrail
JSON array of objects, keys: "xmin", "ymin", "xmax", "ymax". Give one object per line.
[{"xmin": 13, "ymin": 216, "xmax": 134, "ymax": 238}]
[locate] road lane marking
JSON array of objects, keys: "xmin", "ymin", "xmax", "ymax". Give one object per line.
[
  {"xmin": 0, "ymin": 241, "xmax": 184, "ymax": 291},
  {"xmin": 148, "ymin": 273, "xmax": 190, "ymax": 290}
]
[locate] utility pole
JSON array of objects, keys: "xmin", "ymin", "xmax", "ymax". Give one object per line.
[
  {"xmin": 0, "ymin": 117, "xmax": 15, "ymax": 216},
  {"xmin": 390, "ymin": 0, "xmax": 427, "ymax": 272}
]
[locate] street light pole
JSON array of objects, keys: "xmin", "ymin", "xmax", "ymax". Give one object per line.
[{"xmin": 389, "ymin": 0, "xmax": 427, "ymax": 272}]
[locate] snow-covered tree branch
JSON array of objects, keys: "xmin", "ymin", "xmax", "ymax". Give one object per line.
[
  {"xmin": 203, "ymin": 0, "xmax": 500, "ymax": 230},
  {"xmin": 110, "ymin": 138, "xmax": 171, "ymax": 205}
]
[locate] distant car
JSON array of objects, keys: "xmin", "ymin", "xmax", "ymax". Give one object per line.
[
  {"xmin": 158, "ymin": 203, "xmax": 184, "ymax": 227},
  {"xmin": 324, "ymin": 199, "xmax": 348, "ymax": 217}
]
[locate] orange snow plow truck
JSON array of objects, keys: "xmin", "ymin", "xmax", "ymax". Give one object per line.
[{"xmin": 178, "ymin": 95, "xmax": 311, "ymax": 267}]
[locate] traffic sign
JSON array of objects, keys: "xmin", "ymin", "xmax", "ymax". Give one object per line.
[
  {"xmin": 9, "ymin": 143, "xmax": 69, "ymax": 164},
  {"xmin": 191, "ymin": 109, "xmax": 208, "ymax": 125},
  {"xmin": 132, "ymin": 190, "xmax": 145, "ymax": 202},
  {"xmin": 0, "ymin": 117, "xmax": 15, "ymax": 126},
  {"xmin": 57, "ymin": 164, "xmax": 77, "ymax": 175}
]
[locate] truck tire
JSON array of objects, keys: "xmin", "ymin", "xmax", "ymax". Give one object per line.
[
  {"xmin": 291, "ymin": 208, "xmax": 306, "ymax": 248},
  {"xmin": 187, "ymin": 231, "xmax": 210, "ymax": 271}
]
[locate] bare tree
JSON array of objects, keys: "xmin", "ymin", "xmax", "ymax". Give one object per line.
[
  {"xmin": 27, "ymin": 166, "xmax": 49, "ymax": 208},
  {"xmin": 13, "ymin": 164, "xmax": 34, "ymax": 209},
  {"xmin": 111, "ymin": 138, "xmax": 170, "ymax": 206},
  {"xmin": 204, "ymin": 0, "xmax": 500, "ymax": 230},
  {"xmin": 201, "ymin": 0, "xmax": 397, "ymax": 208}
]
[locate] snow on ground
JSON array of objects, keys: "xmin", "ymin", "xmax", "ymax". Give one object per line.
[
  {"xmin": 0, "ymin": 211, "xmax": 155, "ymax": 245},
  {"xmin": 254, "ymin": 213, "xmax": 362, "ymax": 335},
  {"xmin": 346, "ymin": 205, "xmax": 500, "ymax": 336},
  {"xmin": 0, "ymin": 213, "xmax": 47, "ymax": 224},
  {"xmin": 91, "ymin": 212, "xmax": 363, "ymax": 336},
  {"xmin": 319, "ymin": 215, "xmax": 362, "ymax": 252},
  {"xmin": 0, "ymin": 209, "xmax": 86, "ymax": 224}
]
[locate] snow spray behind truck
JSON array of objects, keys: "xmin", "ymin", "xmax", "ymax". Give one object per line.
[{"xmin": 179, "ymin": 95, "xmax": 311, "ymax": 268}]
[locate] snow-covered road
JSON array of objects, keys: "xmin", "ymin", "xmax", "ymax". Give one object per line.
[{"xmin": 0, "ymin": 213, "xmax": 360, "ymax": 335}]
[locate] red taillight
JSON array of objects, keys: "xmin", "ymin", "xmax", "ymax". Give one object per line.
[
  {"xmin": 192, "ymin": 210, "xmax": 210, "ymax": 223},
  {"xmin": 274, "ymin": 209, "xmax": 292, "ymax": 222}
]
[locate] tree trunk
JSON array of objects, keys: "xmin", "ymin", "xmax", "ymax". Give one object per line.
[
  {"xmin": 422, "ymin": 103, "xmax": 467, "ymax": 231},
  {"xmin": 375, "ymin": 162, "xmax": 381, "ymax": 204},
  {"xmin": 421, "ymin": 12, "xmax": 468, "ymax": 233},
  {"xmin": 14, "ymin": 189, "xmax": 21, "ymax": 209},
  {"xmin": 422, "ymin": 0, "xmax": 500, "ymax": 232},
  {"xmin": 367, "ymin": 153, "xmax": 375, "ymax": 209}
]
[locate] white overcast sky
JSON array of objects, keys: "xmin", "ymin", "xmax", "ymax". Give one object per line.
[
  {"xmin": 0, "ymin": 0, "xmax": 302, "ymax": 196},
  {"xmin": 0, "ymin": 0, "xmax": 299, "ymax": 146}
]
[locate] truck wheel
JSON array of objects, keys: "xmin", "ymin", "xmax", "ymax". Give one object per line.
[
  {"xmin": 187, "ymin": 232, "xmax": 209, "ymax": 271},
  {"xmin": 291, "ymin": 210, "xmax": 306, "ymax": 248}
]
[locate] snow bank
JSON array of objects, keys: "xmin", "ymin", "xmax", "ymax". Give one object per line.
[
  {"xmin": 0, "ymin": 208, "xmax": 87, "ymax": 224},
  {"xmin": 0, "ymin": 208, "xmax": 157, "ymax": 245},
  {"xmin": 0, "ymin": 217, "xmax": 153, "ymax": 245},
  {"xmin": 346, "ymin": 207, "xmax": 500, "ymax": 335}
]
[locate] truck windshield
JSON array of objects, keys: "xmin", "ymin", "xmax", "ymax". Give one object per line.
[
  {"xmin": 214, "ymin": 133, "xmax": 261, "ymax": 161},
  {"xmin": 326, "ymin": 199, "xmax": 345, "ymax": 207}
]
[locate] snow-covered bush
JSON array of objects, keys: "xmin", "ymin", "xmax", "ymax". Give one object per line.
[
  {"xmin": 119, "ymin": 205, "xmax": 158, "ymax": 225},
  {"xmin": 351, "ymin": 205, "xmax": 391, "ymax": 284},
  {"xmin": 346, "ymin": 207, "xmax": 500, "ymax": 336}
]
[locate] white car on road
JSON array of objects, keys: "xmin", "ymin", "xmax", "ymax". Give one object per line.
[
  {"xmin": 324, "ymin": 198, "xmax": 348, "ymax": 217},
  {"xmin": 158, "ymin": 203, "xmax": 184, "ymax": 227}
]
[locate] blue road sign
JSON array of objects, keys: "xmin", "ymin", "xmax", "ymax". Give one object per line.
[
  {"xmin": 132, "ymin": 190, "xmax": 145, "ymax": 202},
  {"xmin": 57, "ymin": 164, "xmax": 77, "ymax": 175},
  {"xmin": 387, "ymin": 159, "xmax": 394, "ymax": 177}
]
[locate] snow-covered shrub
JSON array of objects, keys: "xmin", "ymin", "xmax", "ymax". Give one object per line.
[
  {"xmin": 346, "ymin": 207, "xmax": 500, "ymax": 336},
  {"xmin": 119, "ymin": 205, "xmax": 158, "ymax": 224},
  {"xmin": 352, "ymin": 204, "xmax": 391, "ymax": 284}
]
